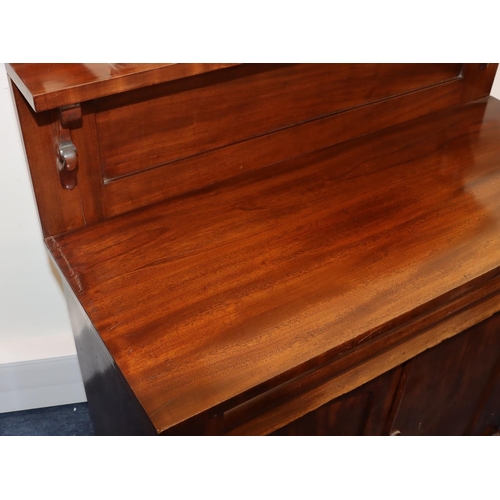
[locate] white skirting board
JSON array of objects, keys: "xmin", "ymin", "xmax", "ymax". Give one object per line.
[{"xmin": 0, "ymin": 355, "xmax": 87, "ymax": 414}]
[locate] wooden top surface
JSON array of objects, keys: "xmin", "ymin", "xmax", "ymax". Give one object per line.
[
  {"xmin": 47, "ymin": 97, "xmax": 500, "ymax": 433},
  {"xmin": 6, "ymin": 63, "xmax": 239, "ymax": 111}
]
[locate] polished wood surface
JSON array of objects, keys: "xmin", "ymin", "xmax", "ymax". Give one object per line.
[
  {"xmin": 95, "ymin": 63, "xmax": 461, "ymax": 181},
  {"xmin": 461, "ymin": 63, "xmax": 499, "ymax": 103},
  {"xmin": 10, "ymin": 63, "xmax": 493, "ymax": 237},
  {"xmin": 470, "ymin": 353, "xmax": 500, "ymax": 435},
  {"xmin": 45, "ymin": 96, "xmax": 500, "ymax": 433},
  {"xmin": 271, "ymin": 367, "xmax": 402, "ymax": 436},
  {"xmin": 103, "ymin": 78, "xmax": 463, "ymax": 217},
  {"xmin": 389, "ymin": 312, "xmax": 500, "ymax": 435},
  {"xmin": 11, "ymin": 84, "xmax": 105, "ymax": 236},
  {"xmin": 6, "ymin": 63, "xmax": 239, "ymax": 112},
  {"xmin": 271, "ymin": 312, "xmax": 500, "ymax": 436},
  {"xmin": 64, "ymin": 281, "xmax": 156, "ymax": 435},
  {"xmin": 228, "ymin": 291, "xmax": 500, "ymax": 435},
  {"xmin": 9, "ymin": 63, "xmax": 500, "ymax": 435}
]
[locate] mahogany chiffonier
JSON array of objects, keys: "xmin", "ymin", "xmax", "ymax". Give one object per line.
[{"xmin": 7, "ymin": 63, "xmax": 500, "ymax": 435}]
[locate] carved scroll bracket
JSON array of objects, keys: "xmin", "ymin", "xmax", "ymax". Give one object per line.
[{"xmin": 56, "ymin": 104, "xmax": 82, "ymax": 190}]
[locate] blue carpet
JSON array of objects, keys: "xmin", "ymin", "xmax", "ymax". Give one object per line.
[{"xmin": 0, "ymin": 403, "xmax": 94, "ymax": 436}]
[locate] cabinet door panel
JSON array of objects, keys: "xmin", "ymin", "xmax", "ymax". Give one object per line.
[
  {"xmin": 469, "ymin": 359, "xmax": 500, "ymax": 435},
  {"xmin": 271, "ymin": 366, "xmax": 401, "ymax": 436},
  {"xmin": 390, "ymin": 313, "xmax": 500, "ymax": 436}
]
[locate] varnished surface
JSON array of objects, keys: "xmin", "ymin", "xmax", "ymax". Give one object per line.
[
  {"xmin": 389, "ymin": 312, "xmax": 500, "ymax": 435},
  {"xmin": 461, "ymin": 63, "xmax": 499, "ymax": 103},
  {"xmin": 11, "ymin": 83, "xmax": 105, "ymax": 237},
  {"xmin": 64, "ymin": 281, "xmax": 156, "ymax": 435},
  {"xmin": 271, "ymin": 367, "xmax": 402, "ymax": 436},
  {"xmin": 227, "ymin": 291, "xmax": 500, "ymax": 435},
  {"xmin": 470, "ymin": 352, "xmax": 500, "ymax": 435},
  {"xmin": 11, "ymin": 84, "xmax": 89, "ymax": 236},
  {"xmin": 6, "ymin": 63, "xmax": 239, "ymax": 112},
  {"xmin": 95, "ymin": 63, "xmax": 462, "ymax": 181},
  {"xmin": 46, "ymin": 96, "xmax": 500, "ymax": 433},
  {"xmin": 9, "ymin": 63, "xmax": 489, "ymax": 238},
  {"xmin": 103, "ymin": 76, "xmax": 463, "ymax": 217}
]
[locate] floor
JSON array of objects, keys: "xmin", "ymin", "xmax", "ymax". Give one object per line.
[{"xmin": 0, "ymin": 402, "xmax": 94, "ymax": 436}]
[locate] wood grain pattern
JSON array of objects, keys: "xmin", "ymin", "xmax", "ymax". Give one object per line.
[
  {"xmin": 103, "ymin": 77, "xmax": 463, "ymax": 217},
  {"xmin": 470, "ymin": 354, "xmax": 500, "ymax": 435},
  {"xmin": 10, "ymin": 63, "xmax": 500, "ymax": 435},
  {"xmin": 461, "ymin": 63, "xmax": 499, "ymax": 104},
  {"xmin": 10, "ymin": 83, "xmax": 87, "ymax": 236},
  {"xmin": 270, "ymin": 367, "xmax": 402, "ymax": 436},
  {"xmin": 228, "ymin": 291, "xmax": 500, "ymax": 435},
  {"xmin": 389, "ymin": 312, "xmax": 500, "ymax": 436},
  {"xmin": 6, "ymin": 63, "xmax": 239, "ymax": 112},
  {"xmin": 45, "ymin": 96, "xmax": 500, "ymax": 433},
  {"xmin": 7, "ymin": 63, "xmax": 483, "ymax": 237},
  {"xmin": 95, "ymin": 63, "xmax": 462, "ymax": 181}
]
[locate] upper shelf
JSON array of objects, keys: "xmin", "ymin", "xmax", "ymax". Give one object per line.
[{"xmin": 6, "ymin": 63, "xmax": 240, "ymax": 112}]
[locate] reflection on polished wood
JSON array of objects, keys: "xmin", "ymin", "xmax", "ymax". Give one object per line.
[
  {"xmin": 8, "ymin": 63, "xmax": 500, "ymax": 435},
  {"xmin": 6, "ymin": 63, "xmax": 239, "ymax": 111},
  {"xmin": 48, "ymin": 97, "xmax": 500, "ymax": 434},
  {"xmin": 389, "ymin": 313, "xmax": 500, "ymax": 436}
]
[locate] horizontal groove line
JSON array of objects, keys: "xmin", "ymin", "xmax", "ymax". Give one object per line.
[{"xmin": 102, "ymin": 77, "xmax": 463, "ymax": 185}]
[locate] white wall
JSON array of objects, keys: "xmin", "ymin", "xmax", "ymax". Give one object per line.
[
  {"xmin": 0, "ymin": 63, "xmax": 85, "ymax": 411},
  {"xmin": 0, "ymin": 63, "xmax": 78, "ymax": 364},
  {"xmin": 1, "ymin": 64, "xmax": 500, "ymax": 411}
]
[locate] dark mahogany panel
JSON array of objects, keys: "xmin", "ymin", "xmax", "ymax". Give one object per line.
[
  {"xmin": 95, "ymin": 63, "xmax": 462, "ymax": 181},
  {"xmin": 469, "ymin": 360, "xmax": 500, "ymax": 435},
  {"xmin": 102, "ymin": 78, "xmax": 463, "ymax": 217},
  {"xmin": 389, "ymin": 312, "xmax": 500, "ymax": 436},
  {"xmin": 64, "ymin": 280, "xmax": 157, "ymax": 435},
  {"xmin": 270, "ymin": 367, "xmax": 401, "ymax": 436}
]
